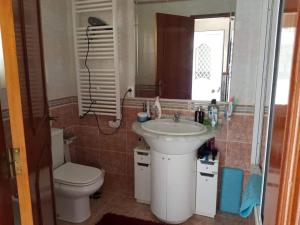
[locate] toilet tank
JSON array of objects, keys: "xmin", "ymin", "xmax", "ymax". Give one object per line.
[{"xmin": 51, "ymin": 128, "xmax": 65, "ymax": 169}]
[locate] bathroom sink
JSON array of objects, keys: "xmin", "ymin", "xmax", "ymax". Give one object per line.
[
  {"xmin": 141, "ymin": 119, "xmax": 207, "ymax": 136},
  {"xmin": 133, "ymin": 119, "xmax": 215, "ymax": 155},
  {"xmin": 132, "ymin": 119, "xmax": 216, "ymax": 223}
]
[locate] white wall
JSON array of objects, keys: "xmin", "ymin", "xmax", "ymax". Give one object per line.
[
  {"xmin": 0, "ymin": 0, "xmax": 77, "ymax": 110},
  {"xmin": 230, "ymin": 0, "xmax": 263, "ymax": 105},
  {"xmin": 41, "ymin": 0, "xmax": 136, "ymax": 100},
  {"xmin": 116, "ymin": 0, "xmax": 136, "ymax": 97},
  {"xmin": 40, "ymin": 0, "xmax": 77, "ymax": 101}
]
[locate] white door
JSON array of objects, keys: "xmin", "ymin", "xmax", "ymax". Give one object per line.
[
  {"xmin": 192, "ymin": 31, "xmax": 224, "ymax": 101},
  {"xmin": 151, "ymin": 151, "xmax": 167, "ymax": 220},
  {"xmin": 166, "ymin": 153, "xmax": 196, "ymax": 223}
]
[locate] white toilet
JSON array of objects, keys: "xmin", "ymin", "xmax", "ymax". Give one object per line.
[{"xmin": 51, "ymin": 128, "xmax": 104, "ymax": 223}]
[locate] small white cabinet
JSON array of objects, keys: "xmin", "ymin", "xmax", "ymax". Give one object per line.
[
  {"xmin": 195, "ymin": 155, "xmax": 219, "ymax": 218},
  {"xmin": 151, "ymin": 150, "xmax": 196, "ymax": 224},
  {"xmin": 134, "ymin": 147, "xmax": 151, "ymax": 204}
]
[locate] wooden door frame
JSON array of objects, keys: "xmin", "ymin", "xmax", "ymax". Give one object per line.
[
  {"xmin": 0, "ymin": 0, "xmax": 34, "ymax": 225},
  {"xmin": 276, "ymin": 1, "xmax": 300, "ymax": 224}
]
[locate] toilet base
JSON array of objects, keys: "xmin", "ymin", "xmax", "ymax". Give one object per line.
[{"xmin": 56, "ymin": 195, "xmax": 91, "ymax": 223}]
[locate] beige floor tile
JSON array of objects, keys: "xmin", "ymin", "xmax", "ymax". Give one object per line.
[{"xmin": 57, "ymin": 188, "xmax": 255, "ymax": 225}]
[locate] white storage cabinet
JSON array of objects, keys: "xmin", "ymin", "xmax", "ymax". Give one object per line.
[
  {"xmin": 134, "ymin": 147, "xmax": 151, "ymax": 204},
  {"xmin": 195, "ymin": 155, "xmax": 219, "ymax": 218}
]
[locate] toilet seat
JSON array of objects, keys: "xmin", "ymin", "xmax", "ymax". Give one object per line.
[{"xmin": 54, "ymin": 162, "xmax": 103, "ymax": 187}]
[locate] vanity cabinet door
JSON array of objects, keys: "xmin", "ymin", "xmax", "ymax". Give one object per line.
[
  {"xmin": 151, "ymin": 151, "xmax": 168, "ymax": 220},
  {"xmin": 166, "ymin": 153, "xmax": 196, "ymax": 223}
]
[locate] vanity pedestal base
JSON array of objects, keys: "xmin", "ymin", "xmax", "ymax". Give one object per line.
[{"xmin": 151, "ymin": 150, "xmax": 196, "ymax": 224}]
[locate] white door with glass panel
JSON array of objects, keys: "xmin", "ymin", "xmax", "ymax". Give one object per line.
[{"xmin": 192, "ymin": 31, "xmax": 224, "ymax": 101}]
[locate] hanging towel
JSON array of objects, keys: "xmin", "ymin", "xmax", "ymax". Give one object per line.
[
  {"xmin": 220, "ymin": 167, "xmax": 244, "ymax": 214},
  {"xmin": 240, "ymin": 174, "xmax": 262, "ymax": 218}
]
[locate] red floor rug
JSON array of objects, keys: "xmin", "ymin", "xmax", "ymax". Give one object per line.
[{"xmin": 97, "ymin": 213, "xmax": 165, "ymax": 225}]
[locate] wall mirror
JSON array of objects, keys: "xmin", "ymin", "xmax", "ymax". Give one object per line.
[{"xmin": 135, "ymin": 0, "xmax": 236, "ymax": 101}]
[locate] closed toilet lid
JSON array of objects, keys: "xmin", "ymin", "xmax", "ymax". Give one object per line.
[{"xmin": 54, "ymin": 162, "xmax": 103, "ymax": 186}]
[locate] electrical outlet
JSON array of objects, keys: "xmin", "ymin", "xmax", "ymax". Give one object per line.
[{"xmin": 127, "ymin": 87, "xmax": 134, "ymax": 97}]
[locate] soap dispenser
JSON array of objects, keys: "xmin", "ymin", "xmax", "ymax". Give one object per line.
[
  {"xmin": 153, "ymin": 96, "xmax": 162, "ymax": 119},
  {"xmin": 195, "ymin": 106, "xmax": 205, "ymax": 124}
]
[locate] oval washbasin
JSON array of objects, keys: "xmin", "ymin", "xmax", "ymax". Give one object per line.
[{"xmin": 141, "ymin": 119, "xmax": 207, "ymax": 136}]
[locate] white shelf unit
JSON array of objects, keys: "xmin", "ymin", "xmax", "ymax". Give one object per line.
[
  {"xmin": 72, "ymin": 0, "xmax": 121, "ymax": 119},
  {"xmin": 195, "ymin": 155, "xmax": 219, "ymax": 218},
  {"xmin": 134, "ymin": 147, "xmax": 151, "ymax": 204}
]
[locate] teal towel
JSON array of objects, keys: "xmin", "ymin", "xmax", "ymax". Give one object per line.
[
  {"xmin": 220, "ymin": 167, "xmax": 244, "ymax": 214},
  {"xmin": 240, "ymin": 174, "xmax": 262, "ymax": 218}
]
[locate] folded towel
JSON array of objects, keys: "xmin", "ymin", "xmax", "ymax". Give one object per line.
[
  {"xmin": 220, "ymin": 167, "xmax": 244, "ymax": 214},
  {"xmin": 240, "ymin": 174, "xmax": 262, "ymax": 218}
]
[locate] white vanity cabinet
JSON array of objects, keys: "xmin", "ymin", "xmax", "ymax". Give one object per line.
[{"xmin": 151, "ymin": 150, "xmax": 196, "ymax": 224}]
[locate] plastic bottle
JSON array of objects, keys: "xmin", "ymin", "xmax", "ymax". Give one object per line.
[
  {"xmin": 146, "ymin": 100, "xmax": 151, "ymax": 120},
  {"xmin": 152, "ymin": 96, "xmax": 162, "ymax": 119},
  {"xmin": 208, "ymin": 99, "xmax": 219, "ymax": 128}
]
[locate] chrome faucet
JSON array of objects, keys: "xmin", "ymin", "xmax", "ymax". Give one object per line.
[{"xmin": 173, "ymin": 112, "xmax": 181, "ymax": 122}]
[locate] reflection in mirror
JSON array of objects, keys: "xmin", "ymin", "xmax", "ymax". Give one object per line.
[
  {"xmin": 192, "ymin": 16, "xmax": 233, "ymax": 101},
  {"xmin": 135, "ymin": 0, "xmax": 236, "ymax": 100}
]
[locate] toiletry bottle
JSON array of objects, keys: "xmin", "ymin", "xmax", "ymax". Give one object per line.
[
  {"xmin": 153, "ymin": 96, "xmax": 162, "ymax": 119},
  {"xmin": 143, "ymin": 102, "xmax": 147, "ymax": 112},
  {"xmin": 208, "ymin": 99, "xmax": 219, "ymax": 127},
  {"xmin": 195, "ymin": 106, "xmax": 205, "ymax": 124},
  {"xmin": 227, "ymin": 97, "xmax": 234, "ymax": 119},
  {"xmin": 199, "ymin": 106, "xmax": 205, "ymax": 124},
  {"xmin": 195, "ymin": 107, "xmax": 200, "ymax": 122},
  {"xmin": 146, "ymin": 100, "xmax": 151, "ymax": 120}
]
